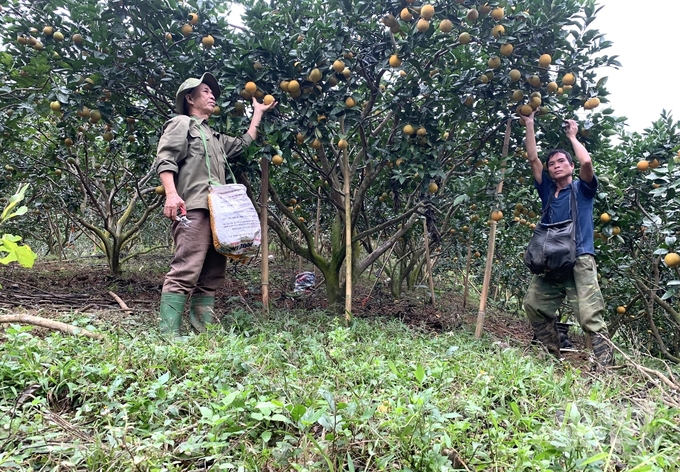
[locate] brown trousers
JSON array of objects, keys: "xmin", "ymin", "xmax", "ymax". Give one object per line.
[{"xmin": 162, "ymin": 209, "xmax": 226, "ymax": 296}]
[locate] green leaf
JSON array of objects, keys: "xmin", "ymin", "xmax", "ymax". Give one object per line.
[
  {"xmin": 290, "ymin": 404, "xmax": 307, "ymax": 422},
  {"xmin": 1, "ymin": 184, "xmax": 30, "ymax": 223},
  {"xmin": 579, "ymin": 451, "xmax": 609, "ymax": 466},
  {"xmin": 414, "ymin": 364, "xmax": 425, "ymax": 384}
]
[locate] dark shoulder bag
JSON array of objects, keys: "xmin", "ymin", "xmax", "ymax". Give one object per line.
[{"xmin": 523, "ymin": 186, "xmax": 577, "ymax": 279}]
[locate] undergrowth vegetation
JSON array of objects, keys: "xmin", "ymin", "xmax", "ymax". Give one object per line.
[{"xmin": 1, "ymin": 311, "xmax": 679, "ymax": 471}]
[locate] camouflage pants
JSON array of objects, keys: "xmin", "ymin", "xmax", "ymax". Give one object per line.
[{"xmin": 523, "ymin": 254, "xmax": 607, "ymax": 335}]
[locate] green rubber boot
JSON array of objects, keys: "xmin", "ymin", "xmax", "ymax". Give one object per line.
[
  {"xmin": 189, "ymin": 295, "xmax": 217, "ymax": 333},
  {"xmin": 159, "ymin": 293, "xmax": 187, "ymax": 336}
]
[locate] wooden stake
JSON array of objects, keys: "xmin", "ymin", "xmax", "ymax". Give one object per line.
[
  {"xmin": 260, "ymin": 156, "xmax": 270, "ymax": 314},
  {"xmin": 463, "ymin": 237, "xmax": 471, "ymax": 309},
  {"xmin": 422, "ymin": 218, "xmax": 436, "ymax": 306},
  {"xmin": 341, "ymin": 119, "xmax": 352, "ymax": 324},
  {"xmin": 475, "ymin": 118, "xmax": 512, "ymax": 338}
]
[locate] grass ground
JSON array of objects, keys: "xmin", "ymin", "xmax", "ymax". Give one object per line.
[{"xmin": 0, "ymin": 259, "xmax": 679, "ymax": 471}]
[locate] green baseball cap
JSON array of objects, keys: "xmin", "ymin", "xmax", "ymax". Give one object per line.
[{"xmin": 175, "ymin": 72, "xmax": 221, "ymax": 115}]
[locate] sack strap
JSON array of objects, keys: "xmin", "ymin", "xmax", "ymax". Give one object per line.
[
  {"xmin": 190, "ymin": 117, "xmax": 236, "ymax": 185},
  {"xmin": 541, "ymin": 184, "xmax": 577, "ymax": 224}
]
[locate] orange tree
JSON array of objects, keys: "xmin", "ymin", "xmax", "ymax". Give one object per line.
[
  {"xmin": 230, "ymin": 0, "xmax": 620, "ymax": 306},
  {"xmin": 0, "ymin": 0, "xmax": 621, "ymax": 300},
  {"xmin": 0, "ymin": 0, "xmax": 248, "ymax": 273},
  {"xmin": 588, "ymin": 112, "xmax": 680, "ymax": 363}
]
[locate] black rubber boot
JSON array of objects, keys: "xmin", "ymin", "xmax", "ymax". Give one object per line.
[
  {"xmin": 591, "ymin": 333, "xmax": 614, "ymax": 366},
  {"xmin": 531, "ymin": 318, "xmax": 561, "ymax": 358}
]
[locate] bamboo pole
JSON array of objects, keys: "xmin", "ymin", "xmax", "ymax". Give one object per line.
[
  {"xmin": 422, "ymin": 218, "xmax": 436, "ymax": 306},
  {"xmin": 463, "ymin": 237, "xmax": 472, "ymax": 309},
  {"xmin": 260, "ymin": 156, "xmax": 270, "ymax": 314},
  {"xmin": 341, "ymin": 120, "xmax": 352, "ymax": 323},
  {"xmin": 475, "ymin": 118, "xmax": 512, "ymax": 338}
]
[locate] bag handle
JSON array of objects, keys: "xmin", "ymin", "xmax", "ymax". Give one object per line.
[{"xmin": 191, "ymin": 117, "xmax": 237, "ymax": 185}]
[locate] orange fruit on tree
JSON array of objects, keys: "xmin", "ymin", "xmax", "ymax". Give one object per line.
[
  {"xmin": 400, "ymin": 8, "xmax": 413, "ymax": 21},
  {"xmin": 389, "ymin": 55, "xmax": 402, "ymax": 68},
  {"xmin": 311, "ymin": 138, "xmax": 322, "ymax": 149},
  {"xmin": 345, "ymin": 97, "xmax": 356, "ymax": 108},
  {"xmin": 491, "ymin": 7, "xmax": 504, "ymax": 20},
  {"xmin": 333, "ymin": 60, "xmax": 345, "ymax": 73},
  {"xmin": 428, "ymin": 182, "xmax": 439, "ymax": 194},
  {"xmin": 403, "ymin": 124, "xmax": 415, "ymax": 135},
  {"xmin": 538, "ymin": 54, "xmax": 552, "ymax": 67},
  {"xmin": 201, "ymin": 35, "xmax": 214, "ymax": 48},
  {"xmin": 420, "ymin": 4, "xmax": 435, "ymax": 20},
  {"xmin": 616, "ymin": 306, "xmax": 626, "ymax": 314},
  {"xmin": 649, "ymin": 159, "xmax": 660, "ymax": 169},
  {"xmin": 439, "ymin": 19, "xmax": 453, "ymax": 33},
  {"xmin": 309, "ymin": 68, "xmax": 322, "ymax": 82},
  {"xmin": 520, "ymin": 104, "xmax": 533, "ymax": 116},
  {"xmin": 417, "ymin": 127, "xmax": 427, "ymax": 137},
  {"xmin": 467, "ymin": 8, "xmax": 479, "ymax": 21},
  {"xmin": 245, "ymin": 81, "xmax": 257, "ymax": 94},
  {"xmin": 491, "ymin": 210, "xmax": 503, "ymax": 221},
  {"xmin": 188, "ymin": 13, "xmax": 199, "ymax": 25},
  {"xmin": 416, "ymin": 19, "xmax": 430, "ymax": 32},
  {"xmin": 263, "ymin": 94, "xmax": 275, "ymax": 105},
  {"xmin": 612, "ymin": 226, "xmax": 621, "ymax": 235},
  {"xmin": 546, "ymin": 81, "xmax": 558, "ymax": 93},
  {"xmin": 584, "ymin": 97, "xmax": 600, "ymax": 110},
  {"xmin": 509, "ymin": 69, "xmax": 521, "ymax": 82},
  {"xmin": 529, "ymin": 75, "xmax": 542, "ymax": 87},
  {"xmin": 287, "ymin": 80, "xmax": 300, "ymax": 94},
  {"xmin": 491, "ymin": 24, "xmax": 505, "ymax": 38},
  {"xmin": 636, "ymin": 160, "xmax": 650, "ymax": 171},
  {"xmin": 664, "ymin": 252, "xmax": 680, "ymax": 267},
  {"xmin": 500, "ymin": 43, "xmax": 513, "ymax": 56},
  {"xmin": 337, "ymin": 138, "xmax": 348, "ymax": 150},
  {"xmin": 562, "ymin": 73, "xmax": 575, "ymax": 86},
  {"xmin": 181, "ymin": 24, "xmax": 192, "ymax": 36},
  {"xmin": 512, "ymin": 90, "xmax": 524, "ymax": 101},
  {"xmin": 459, "ymin": 32, "xmax": 471, "ymax": 44},
  {"xmin": 272, "ymin": 155, "xmax": 283, "ymax": 166},
  {"xmin": 600, "ymin": 212, "xmax": 611, "ymax": 223},
  {"xmin": 488, "ymin": 56, "xmax": 501, "ymax": 69}
]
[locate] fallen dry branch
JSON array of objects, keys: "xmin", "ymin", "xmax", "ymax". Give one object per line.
[
  {"xmin": 108, "ymin": 290, "xmax": 132, "ymax": 315},
  {"xmin": 0, "ymin": 314, "xmax": 103, "ymax": 340},
  {"xmin": 610, "ymin": 341, "xmax": 680, "ymax": 408}
]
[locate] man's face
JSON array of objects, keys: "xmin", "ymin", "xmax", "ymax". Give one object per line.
[
  {"xmin": 546, "ymin": 152, "xmax": 574, "ymax": 180},
  {"xmin": 186, "ymin": 83, "xmax": 215, "ymax": 117}
]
